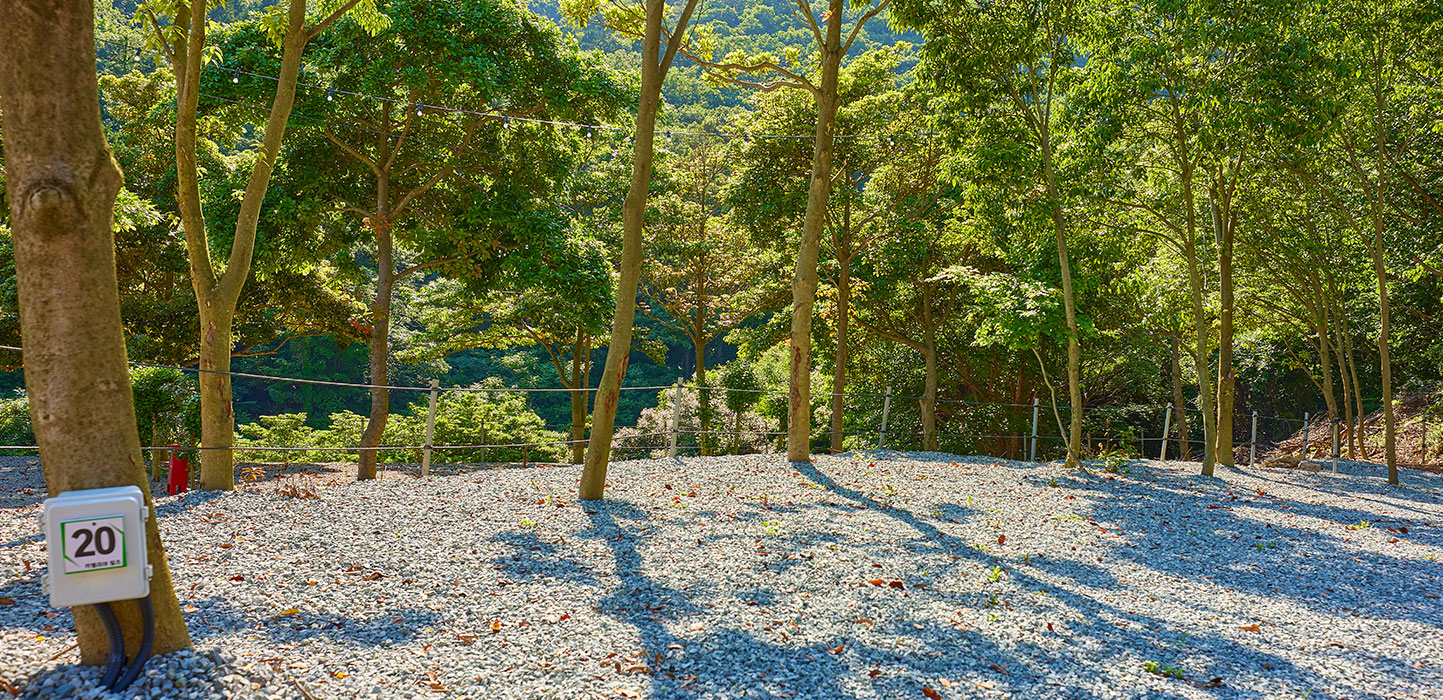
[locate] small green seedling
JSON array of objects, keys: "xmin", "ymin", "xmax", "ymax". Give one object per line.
[
  {"xmin": 987, "ymin": 566, "xmax": 1005, "ymax": 582},
  {"xmin": 1143, "ymin": 660, "xmax": 1185, "ymax": 679}
]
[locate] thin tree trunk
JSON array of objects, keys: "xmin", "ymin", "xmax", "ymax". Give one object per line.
[
  {"xmin": 786, "ymin": 0, "xmax": 846, "ymax": 463},
  {"xmin": 918, "ymin": 284, "xmax": 939, "ymax": 451},
  {"xmin": 174, "ymin": 0, "xmax": 309, "ymax": 490},
  {"xmin": 1371, "ymin": 42, "xmax": 1398, "ymax": 483},
  {"xmin": 358, "ymin": 218, "xmax": 393, "ymax": 481},
  {"xmin": 1316, "ymin": 319, "xmax": 1339, "ymax": 433},
  {"xmin": 579, "ymin": 0, "xmax": 700, "ymax": 500},
  {"xmin": 196, "ymin": 305, "xmax": 234, "ymax": 489},
  {"xmin": 1168, "ymin": 93, "xmax": 1217, "ymax": 474},
  {"xmin": 0, "ymin": 0, "xmax": 192, "ymax": 660},
  {"xmin": 1213, "ymin": 186, "xmax": 1236, "ymax": 468},
  {"xmin": 570, "ymin": 334, "xmax": 587, "ymax": 464},
  {"xmin": 1040, "ymin": 126, "xmax": 1083, "ymax": 470},
  {"xmin": 830, "ymin": 250, "xmax": 851, "ymax": 454},
  {"xmin": 1341, "ymin": 308, "xmax": 1366, "ymax": 457},
  {"xmin": 1170, "ymin": 331, "xmax": 1190, "ymax": 460}
]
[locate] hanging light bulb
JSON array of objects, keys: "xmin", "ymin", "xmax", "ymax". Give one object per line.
[
  {"xmin": 503, "ymin": 115, "xmax": 510, "ymax": 128},
  {"xmin": 232, "ymin": 70, "xmax": 239, "ymax": 84},
  {"xmin": 327, "ymin": 87, "xmax": 334, "ymax": 101},
  {"xmin": 416, "ymin": 103, "xmax": 424, "ymax": 116}
]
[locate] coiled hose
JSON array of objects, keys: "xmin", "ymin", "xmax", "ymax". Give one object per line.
[
  {"xmin": 91, "ymin": 603, "xmax": 126, "ymax": 688},
  {"xmin": 111, "ymin": 595, "xmax": 154, "ymax": 692}
]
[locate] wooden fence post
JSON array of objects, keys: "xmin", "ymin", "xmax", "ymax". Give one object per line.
[
  {"xmin": 877, "ymin": 386, "xmax": 893, "ymax": 449},
  {"xmin": 1247, "ymin": 411, "xmax": 1257, "ymax": 465},
  {"xmin": 1159, "ymin": 405, "xmax": 1172, "ymax": 461},
  {"xmin": 1029, "ymin": 397, "xmax": 1040, "ymax": 462},
  {"xmin": 668, "ymin": 379, "xmax": 683, "ymax": 458},
  {"xmin": 422, "ymin": 378, "xmax": 438, "ymax": 477}
]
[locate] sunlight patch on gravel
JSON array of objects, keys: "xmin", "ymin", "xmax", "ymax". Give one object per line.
[{"xmin": 3, "ymin": 453, "xmax": 1442, "ymax": 699}]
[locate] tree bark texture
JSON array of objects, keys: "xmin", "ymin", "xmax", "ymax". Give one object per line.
[
  {"xmin": 1212, "ymin": 186, "xmax": 1236, "ymax": 468},
  {"xmin": 830, "ymin": 246, "xmax": 851, "ymax": 454},
  {"xmin": 1371, "ymin": 43, "xmax": 1398, "ymax": 483},
  {"xmin": 580, "ymin": 0, "xmax": 700, "ymax": 499},
  {"xmin": 358, "ymin": 215, "xmax": 394, "ymax": 481},
  {"xmin": 786, "ymin": 0, "xmax": 846, "ymax": 463},
  {"xmin": 175, "ymin": 0, "xmax": 309, "ymax": 490},
  {"xmin": 1039, "ymin": 125, "xmax": 1083, "ymax": 470},
  {"xmin": 0, "ymin": 0, "xmax": 193, "ymax": 661},
  {"xmin": 1170, "ymin": 331, "xmax": 1190, "ymax": 459}
]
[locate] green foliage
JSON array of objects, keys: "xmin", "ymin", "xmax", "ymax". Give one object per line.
[
  {"xmin": 130, "ymin": 366, "xmax": 199, "ymax": 450},
  {"xmin": 0, "ymin": 390, "xmax": 33, "ymax": 450},
  {"xmin": 236, "ymin": 381, "xmax": 564, "ymax": 463}
]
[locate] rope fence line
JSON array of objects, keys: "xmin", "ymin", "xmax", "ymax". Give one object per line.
[{"xmin": 3, "ymin": 343, "xmax": 1362, "ymax": 471}]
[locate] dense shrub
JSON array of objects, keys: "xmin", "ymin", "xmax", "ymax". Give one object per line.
[{"xmin": 235, "ymin": 379, "xmax": 564, "ymax": 464}]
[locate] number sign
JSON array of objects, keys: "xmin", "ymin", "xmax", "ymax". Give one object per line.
[{"xmin": 59, "ymin": 515, "xmax": 127, "ymax": 574}]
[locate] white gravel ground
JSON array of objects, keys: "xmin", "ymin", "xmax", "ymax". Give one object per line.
[{"xmin": 3, "ymin": 453, "xmax": 1442, "ymax": 700}]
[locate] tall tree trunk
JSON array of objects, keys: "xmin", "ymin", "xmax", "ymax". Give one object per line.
[
  {"xmin": 830, "ymin": 250, "xmax": 851, "ymax": 454},
  {"xmin": 359, "ymin": 216, "xmax": 393, "ymax": 481},
  {"xmin": 1170, "ymin": 331, "xmax": 1191, "ymax": 459},
  {"xmin": 1182, "ymin": 185, "xmax": 1216, "ymax": 474},
  {"xmin": 0, "ymin": 0, "xmax": 192, "ymax": 660},
  {"xmin": 1212, "ymin": 187, "xmax": 1236, "ymax": 468},
  {"xmin": 196, "ymin": 305, "xmax": 234, "ymax": 489},
  {"xmin": 174, "ymin": 0, "xmax": 308, "ymax": 490},
  {"xmin": 579, "ymin": 0, "xmax": 700, "ymax": 500},
  {"xmin": 920, "ymin": 289, "xmax": 938, "ymax": 452},
  {"xmin": 570, "ymin": 334, "xmax": 587, "ymax": 464},
  {"xmin": 786, "ymin": 0, "xmax": 846, "ymax": 463},
  {"xmin": 1168, "ymin": 94, "xmax": 1217, "ymax": 474},
  {"xmin": 1315, "ymin": 317, "xmax": 1340, "ymax": 435},
  {"xmin": 1341, "ymin": 309, "xmax": 1366, "ymax": 457},
  {"xmin": 1040, "ymin": 128, "xmax": 1083, "ymax": 470},
  {"xmin": 1330, "ymin": 308, "xmax": 1357, "ymax": 458},
  {"xmin": 1371, "ymin": 43, "xmax": 1398, "ymax": 483}
]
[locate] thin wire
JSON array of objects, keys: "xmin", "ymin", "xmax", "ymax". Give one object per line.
[{"xmin": 0, "ymin": 344, "xmax": 671, "ymax": 394}]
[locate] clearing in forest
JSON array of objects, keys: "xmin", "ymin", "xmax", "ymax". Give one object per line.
[{"xmin": 2, "ymin": 453, "xmax": 1440, "ymax": 700}]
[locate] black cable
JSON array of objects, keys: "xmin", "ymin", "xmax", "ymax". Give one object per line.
[
  {"xmin": 93, "ymin": 603, "xmax": 126, "ymax": 689},
  {"xmin": 111, "ymin": 596, "xmax": 155, "ymax": 692}
]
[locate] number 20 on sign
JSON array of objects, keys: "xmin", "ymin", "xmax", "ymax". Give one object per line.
[{"xmin": 60, "ymin": 515, "xmax": 126, "ymax": 574}]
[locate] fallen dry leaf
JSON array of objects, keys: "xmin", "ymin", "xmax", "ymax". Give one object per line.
[
  {"xmin": 1239, "ymin": 624, "xmax": 1261, "ymax": 632},
  {"xmin": 923, "ymin": 689, "xmax": 941, "ymax": 700},
  {"xmin": 491, "ymin": 618, "xmax": 502, "ymax": 633}
]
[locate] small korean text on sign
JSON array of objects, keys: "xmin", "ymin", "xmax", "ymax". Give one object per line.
[{"xmin": 60, "ymin": 515, "xmax": 127, "ymax": 574}]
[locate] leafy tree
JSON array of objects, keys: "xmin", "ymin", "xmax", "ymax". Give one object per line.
[
  {"xmin": 0, "ymin": 0, "xmax": 191, "ymax": 663},
  {"xmin": 214, "ymin": 0, "xmax": 623, "ymax": 480},
  {"xmin": 563, "ymin": 0, "xmax": 706, "ymax": 500},
  {"xmin": 139, "ymin": 0, "xmax": 388, "ymax": 489}
]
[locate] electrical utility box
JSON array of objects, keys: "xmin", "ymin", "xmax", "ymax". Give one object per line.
[{"xmin": 40, "ymin": 486, "xmax": 152, "ymax": 607}]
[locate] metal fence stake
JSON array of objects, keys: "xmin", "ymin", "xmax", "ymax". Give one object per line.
[
  {"xmin": 421, "ymin": 379, "xmax": 438, "ymax": 477},
  {"xmin": 668, "ymin": 379, "xmax": 683, "ymax": 458},
  {"xmin": 1160, "ymin": 405, "xmax": 1172, "ymax": 460},
  {"xmin": 1249, "ymin": 411, "xmax": 1258, "ymax": 466},
  {"xmin": 1029, "ymin": 397, "xmax": 1040, "ymax": 462},
  {"xmin": 878, "ymin": 385, "xmax": 893, "ymax": 450},
  {"xmin": 1331, "ymin": 419, "xmax": 1341, "ymax": 473}
]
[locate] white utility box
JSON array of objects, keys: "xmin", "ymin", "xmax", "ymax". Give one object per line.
[{"xmin": 40, "ymin": 486, "xmax": 152, "ymax": 607}]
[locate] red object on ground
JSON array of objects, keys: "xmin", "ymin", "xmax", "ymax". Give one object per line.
[{"xmin": 166, "ymin": 448, "xmax": 190, "ymax": 495}]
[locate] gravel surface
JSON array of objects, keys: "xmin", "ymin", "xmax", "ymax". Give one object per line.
[{"xmin": 4, "ymin": 453, "xmax": 1442, "ymax": 699}]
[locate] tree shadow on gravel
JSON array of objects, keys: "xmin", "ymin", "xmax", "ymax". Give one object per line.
[
  {"xmin": 176, "ymin": 595, "xmax": 441, "ymax": 647},
  {"xmin": 1053, "ymin": 464, "xmax": 1443, "ymax": 627},
  {"xmin": 584, "ymin": 499, "xmax": 898, "ymax": 699},
  {"xmin": 489, "ymin": 530, "xmax": 600, "ymax": 587},
  {"xmin": 787, "ymin": 458, "xmax": 1410, "ymax": 700}
]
